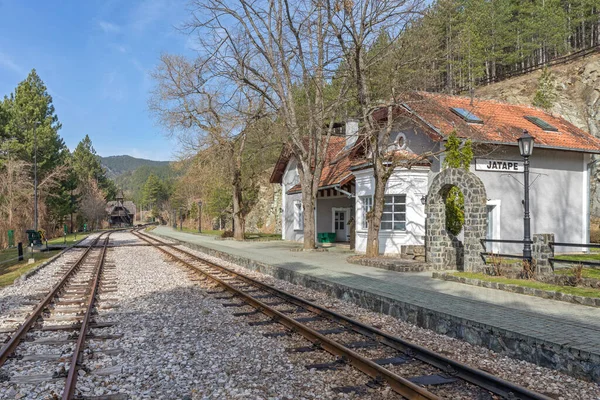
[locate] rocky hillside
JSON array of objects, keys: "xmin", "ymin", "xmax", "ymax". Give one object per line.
[{"xmin": 475, "ymin": 52, "xmax": 600, "ymax": 215}]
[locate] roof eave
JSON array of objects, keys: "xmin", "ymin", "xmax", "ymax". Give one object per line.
[{"xmin": 458, "ymin": 139, "xmax": 600, "ymax": 155}]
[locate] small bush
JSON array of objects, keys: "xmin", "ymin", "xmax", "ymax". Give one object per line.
[
  {"xmin": 221, "ymin": 230, "xmax": 234, "ymax": 238},
  {"xmin": 570, "ymin": 264, "xmax": 584, "ymax": 286},
  {"xmin": 490, "ymin": 254, "xmax": 504, "ymax": 276},
  {"xmin": 590, "ymin": 229, "xmax": 600, "ymax": 244},
  {"xmin": 521, "ymin": 259, "xmax": 537, "ymax": 280}
]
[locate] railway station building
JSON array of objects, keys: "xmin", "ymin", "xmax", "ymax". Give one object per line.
[{"xmin": 271, "ymin": 92, "xmax": 600, "ymax": 256}]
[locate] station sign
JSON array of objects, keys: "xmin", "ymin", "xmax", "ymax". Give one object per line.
[{"xmin": 475, "ymin": 158, "xmax": 523, "ymax": 172}]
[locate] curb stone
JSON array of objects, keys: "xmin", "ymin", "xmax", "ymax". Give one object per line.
[{"xmin": 434, "ymin": 272, "xmax": 600, "ymax": 308}]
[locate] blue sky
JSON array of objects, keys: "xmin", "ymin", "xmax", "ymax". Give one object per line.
[{"xmin": 0, "ymin": 0, "xmax": 196, "ymax": 161}]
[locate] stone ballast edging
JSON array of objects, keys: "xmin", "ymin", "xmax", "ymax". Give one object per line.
[
  {"xmin": 433, "ymin": 272, "xmax": 600, "ymax": 308},
  {"xmin": 152, "ymin": 231, "xmax": 600, "ymax": 383}
]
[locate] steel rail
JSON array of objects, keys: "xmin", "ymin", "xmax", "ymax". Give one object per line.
[
  {"xmin": 136, "ymin": 230, "xmax": 552, "ymax": 400},
  {"xmin": 62, "ymin": 233, "xmax": 111, "ymax": 400},
  {"xmin": 0, "ymin": 232, "xmax": 109, "ymax": 367},
  {"xmin": 133, "ymin": 231, "xmax": 439, "ymax": 400}
]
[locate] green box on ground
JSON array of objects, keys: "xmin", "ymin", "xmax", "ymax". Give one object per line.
[
  {"xmin": 317, "ymin": 232, "xmax": 336, "ymax": 243},
  {"xmin": 7, "ymin": 230, "xmax": 14, "ymax": 247}
]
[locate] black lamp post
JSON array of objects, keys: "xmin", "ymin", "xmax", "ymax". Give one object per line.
[
  {"xmin": 518, "ymin": 130, "xmax": 535, "ymax": 262},
  {"xmin": 198, "ymin": 201, "xmax": 202, "ymax": 233}
]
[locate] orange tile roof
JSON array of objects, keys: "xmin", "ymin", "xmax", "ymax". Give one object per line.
[
  {"xmin": 395, "ymin": 92, "xmax": 600, "ymax": 153},
  {"xmin": 286, "ymin": 136, "xmax": 356, "ymax": 193}
]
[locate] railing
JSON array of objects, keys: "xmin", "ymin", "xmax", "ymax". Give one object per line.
[
  {"xmin": 479, "ymin": 238, "xmax": 531, "ymax": 263},
  {"xmin": 548, "ymin": 242, "xmax": 600, "ymax": 268}
]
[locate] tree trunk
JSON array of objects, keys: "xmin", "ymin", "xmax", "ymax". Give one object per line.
[
  {"xmin": 231, "ymin": 139, "xmax": 246, "ymax": 241},
  {"xmin": 300, "ymin": 174, "xmax": 316, "ymax": 249},
  {"xmin": 232, "ymin": 168, "xmax": 245, "ymax": 241},
  {"xmin": 365, "ymin": 168, "xmax": 387, "ymax": 257}
]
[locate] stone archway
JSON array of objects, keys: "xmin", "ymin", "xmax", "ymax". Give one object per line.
[{"xmin": 426, "ymin": 168, "xmax": 487, "ymax": 271}]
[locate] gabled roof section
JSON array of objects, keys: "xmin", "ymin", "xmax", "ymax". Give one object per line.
[
  {"xmin": 269, "ymin": 147, "xmax": 291, "ymax": 184},
  {"xmin": 394, "ymin": 92, "xmax": 600, "ymax": 153},
  {"xmin": 275, "ymin": 135, "xmax": 364, "ymax": 193}
]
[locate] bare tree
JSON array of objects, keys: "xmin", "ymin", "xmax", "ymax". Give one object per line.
[
  {"xmin": 150, "ymin": 54, "xmax": 275, "ymax": 240},
  {"xmin": 0, "ymin": 159, "xmax": 33, "ymax": 246},
  {"xmin": 324, "ymin": 0, "xmax": 435, "ymax": 256},
  {"xmin": 79, "ymin": 179, "xmax": 107, "ymax": 230},
  {"xmin": 187, "ymin": 0, "xmax": 351, "ymax": 249}
]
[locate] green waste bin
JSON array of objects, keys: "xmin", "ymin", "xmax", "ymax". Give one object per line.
[
  {"xmin": 317, "ymin": 232, "xmax": 336, "ymax": 243},
  {"xmin": 7, "ymin": 230, "xmax": 14, "ymax": 247},
  {"xmin": 25, "ymin": 230, "xmax": 42, "ymax": 246}
]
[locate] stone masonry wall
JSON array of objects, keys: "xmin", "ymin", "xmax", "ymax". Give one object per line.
[{"xmin": 426, "ymin": 168, "xmax": 488, "ymax": 272}]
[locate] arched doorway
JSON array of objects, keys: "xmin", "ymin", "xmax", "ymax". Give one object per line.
[{"xmin": 426, "ymin": 168, "xmax": 487, "ymax": 271}]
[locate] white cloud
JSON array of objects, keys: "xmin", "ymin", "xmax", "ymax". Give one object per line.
[
  {"xmin": 98, "ymin": 20, "xmax": 121, "ymax": 33},
  {"xmin": 0, "ymin": 52, "xmax": 26, "ymax": 75}
]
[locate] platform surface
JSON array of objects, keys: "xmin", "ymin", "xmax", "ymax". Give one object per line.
[{"xmin": 153, "ymin": 226, "xmax": 600, "ymax": 355}]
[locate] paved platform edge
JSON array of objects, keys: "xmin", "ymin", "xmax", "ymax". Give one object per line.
[{"xmin": 153, "ymin": 231, "xmax": 600, "ymax": 383}]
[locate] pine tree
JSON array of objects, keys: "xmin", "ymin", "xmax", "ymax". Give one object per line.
[
  {"xmin": 72, "ymin": 135, "xmax": 116, "ymax": 200},
  {"xmin": 2, "ymin": 69, "xmax": 66, "ymax": 176},
  {"xmin": 533, "ymin": 66, "xmax": 557, "ymax": 111}
]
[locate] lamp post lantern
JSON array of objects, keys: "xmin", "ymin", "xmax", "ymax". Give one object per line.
[
  {"xmin": 518, "ymin": 130, "xmax": 535, "ymax": 262},
  {"xmin": 33, "ymin": 121, "xmax": 41, "ymax": 233},
  {"xmin": 198, "ymin": 201, "xmax": 203, "ymax": 233}
]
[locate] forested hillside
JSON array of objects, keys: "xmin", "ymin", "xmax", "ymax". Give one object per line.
[
  {"xmin": 395, "ymin": 0, "xmax": 599, "ymax": 93},
  {"xmin": 99, "ymin": 155, "xmax": 170, "ymax": 177},
  {"xmin": 112, "ymin": 163, "xmax": 177, "ymax": 206}
]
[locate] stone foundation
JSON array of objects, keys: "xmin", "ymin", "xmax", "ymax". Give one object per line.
[{"xmin": 347, "ymin": 255, "xmax": 435, "ymax": 272}]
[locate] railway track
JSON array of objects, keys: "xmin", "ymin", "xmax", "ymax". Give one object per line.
[
  {"xmin": 134, "ymin": 229, "xmax": 552, "ymax": 400},
  {"xmin": 0, "ymin": 231, "xmax": 118, "ymax": 399}
]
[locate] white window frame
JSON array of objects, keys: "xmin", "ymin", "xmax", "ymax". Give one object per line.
[
  {"xmin": 381, "ymin": 195, "xmax": 407, "ymax": 231},
  {"xmin": 293, "ymin": 200, "xmax": 303, "ymax": 231},
  {"xmin": 360, "ymin": 196, "xmax": 372, "ymax": 230}
]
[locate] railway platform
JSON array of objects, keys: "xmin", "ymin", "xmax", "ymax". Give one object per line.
[{"xmin": 152, "ymin": 226, "xmax": 600, "ymax": 382}]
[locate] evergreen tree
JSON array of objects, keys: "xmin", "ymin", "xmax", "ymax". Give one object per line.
[
  {"xmin": 142, "ymin": 174, "xmax": 168, "ymax": 207},
  {"xmin": 532, "ymin": 66, "xmax": 557, "ymax": 111},
  {"xmin": 2, "ymin": 69, "xmax": 66, "ymax": 175},
  {"xmin": 72, "ymin": 135, "xmax": 116, "ymax": 200}
]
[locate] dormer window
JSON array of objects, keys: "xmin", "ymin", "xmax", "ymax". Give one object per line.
[
  {"xmin": 524, "ymin": 116, "xmax": 558, "ymax": 132},
  {"xmin": 450, "ymin": 107, "xmax": 483, "ymax": 124}
]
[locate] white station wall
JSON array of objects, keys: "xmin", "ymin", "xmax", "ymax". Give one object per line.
[
  {"xmin": 354, "ymin": 167, "xmax": 429, "ymax": 254},
  {"xmin": 469, "ymin": 146, "xmax": 590, "ymax": 254},
  {"xmin": 281, "ymin": 159, "xmax": 304, "ymax": 242}
]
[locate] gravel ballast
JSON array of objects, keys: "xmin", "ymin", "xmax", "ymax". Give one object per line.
[
  {"xmin": 2, "ymin": 230, "xmax": 599, "ymax": 399},
  {"xmin": 172, "ymin": 242, "xmax": 600, "ymax": 400},
  {"xmin": 75, "ymin": 231, "xmax": 367, "ymax": 399}
]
